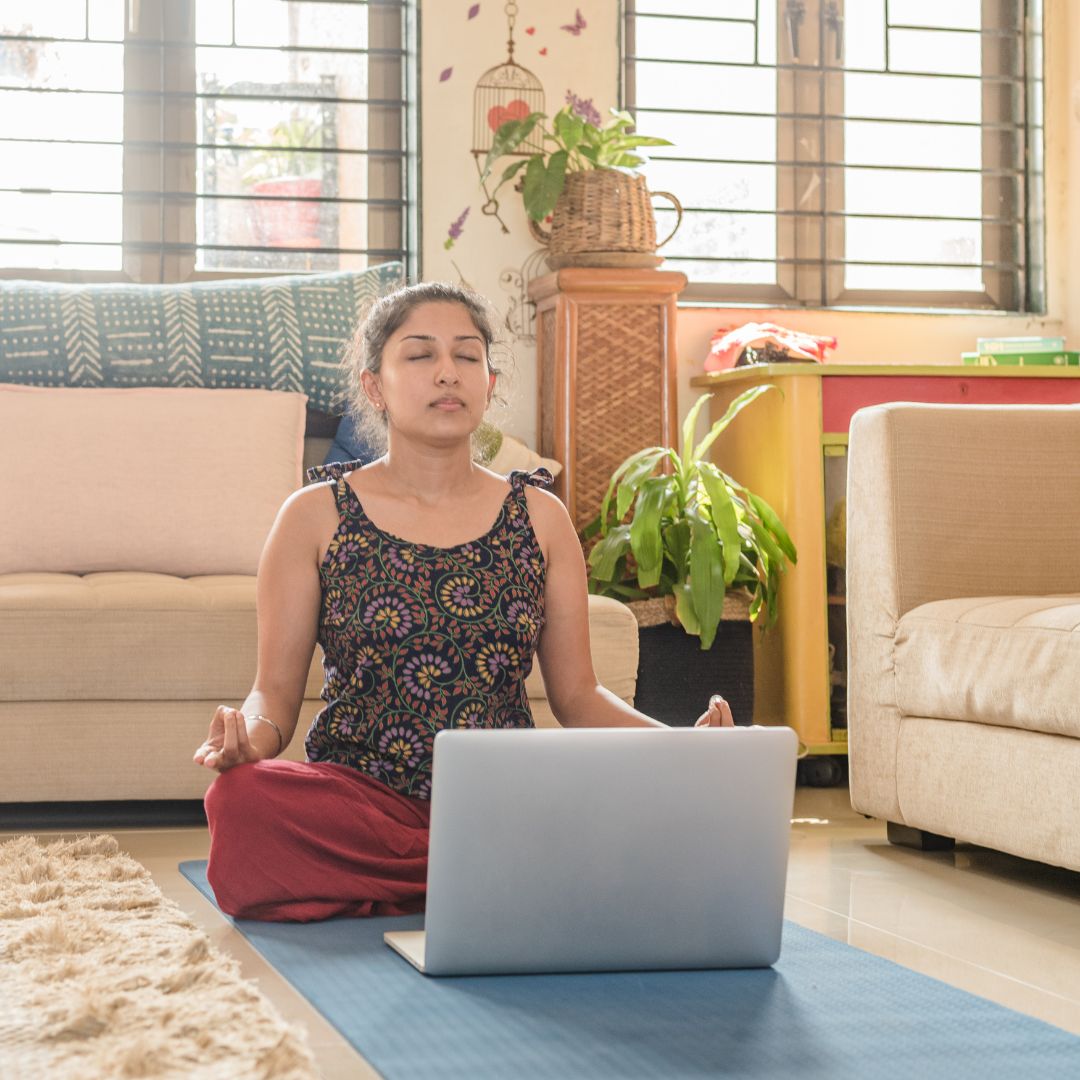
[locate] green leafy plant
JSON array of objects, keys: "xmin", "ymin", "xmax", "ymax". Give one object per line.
[
  {"xmin": 586, "ymin": 387, "xmax": 797, "ymax": 649},
  {"xmin": 241, "ymin": 114, "xmax": 323, "ymax": 185},
  {"xmin": 479, "ymin": 101, "xmax": 672, "ymax": 223}
]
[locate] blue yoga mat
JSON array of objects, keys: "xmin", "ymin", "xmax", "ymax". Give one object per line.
[{"xmin": 181, "ymin": 860, "xmax": 1080, "ymax": 1079}]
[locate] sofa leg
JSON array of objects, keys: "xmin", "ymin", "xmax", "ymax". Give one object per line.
[{"xmin": 886, "ymin": 821, "xmax": 955, "ymax": 852}]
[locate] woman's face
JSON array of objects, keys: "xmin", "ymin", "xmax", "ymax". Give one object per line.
[{"xmin": 363, "ymin": 301, "xmax": 494, "ymax": 445}]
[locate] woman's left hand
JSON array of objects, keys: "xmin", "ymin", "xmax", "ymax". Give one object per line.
[{"xmin": 694, "ymin": 694, "xmax": 735, "ymax": 727}]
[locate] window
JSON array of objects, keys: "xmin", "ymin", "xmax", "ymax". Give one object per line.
[
  {"xmin": 0, "ymin": 0, "xmax": 416, "ymax": 283},
  {"xmin": 623, "ymin": 0, "xmax": 1044, "ymax": 311}
]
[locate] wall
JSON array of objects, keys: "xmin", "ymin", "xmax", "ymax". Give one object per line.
[
  {"xmin": 420, "ymin": 1, "xmax": 1078, "ymax": 443},
  {"xmin": 1065, "ymin": 0, "xmax": 1080, "ymax": 349}
]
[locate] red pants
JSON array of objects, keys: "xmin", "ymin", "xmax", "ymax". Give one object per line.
[{"xmin": 204, "ymin": 759, "xmax": 430, "ymax": 922}]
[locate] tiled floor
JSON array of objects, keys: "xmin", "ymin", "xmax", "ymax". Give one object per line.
[{"xmin": 7, "ymin": 785, "xmax": 1080, "ymax": 1078}]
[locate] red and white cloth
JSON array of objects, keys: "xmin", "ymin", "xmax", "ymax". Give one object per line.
[{"xmin": 705, "ymin": 322, "xmax": 838, "ymax": 372}]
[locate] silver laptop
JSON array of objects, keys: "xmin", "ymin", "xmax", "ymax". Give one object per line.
[{"xmin": 384, "ymin": 725, "xmax": 798, "ymax": 976}]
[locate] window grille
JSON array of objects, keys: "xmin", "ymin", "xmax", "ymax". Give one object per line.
[
  {"xmin": 623, "ymin": 0, "xmax": 1044, "ymax": 311},
  {"xmin": 0, "ymin": 0, "xmax": 417, "ymax": 283}
]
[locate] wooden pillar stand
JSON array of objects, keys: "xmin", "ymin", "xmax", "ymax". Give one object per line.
[{"xmin": 529, "ymin": 268, "xmax": 687, "ymax": 530}]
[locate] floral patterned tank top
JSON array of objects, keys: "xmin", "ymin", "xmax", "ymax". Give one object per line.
[{"xmin": 302, "ymin": 460, "xmax": 552, "ymax": 801}]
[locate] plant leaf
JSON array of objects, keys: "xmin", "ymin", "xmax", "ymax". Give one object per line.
[
  {"xmin": 748, "ymin": 492, "xmax": 798, "ymax": 564},
  {"xmin": 579, "ymin": 513, "xmax": 602, "ymax": 541},
  {"xmin": 554, "ymin": 109, "xmax": 585, "ymax": 154},
  {"xmin": 523, "ymin": 149, "xmax": 569, "ymax": 221},
  {"xmin": 680, "ymin": 393, "xmax": 712, "ymax": 469},
  {"xmin": 599, "ymin": 445, "xmax": 665, "ymax": 532},
  {"xmin": 586, "ymin": 524, "xmax": 632, "ymax": 581},
  {"xmin": 693, "ymin": 384, "xmax": 777, "ymax": 462},
  {"xmin": 603, "ymin": 581, "xmax": 653, "ymax": 601},
  {"xmin": 610, "ymin": 134, "xmax": 673, "ymax": 149},
  {"xmin": 673, "ymin": 583, "xmax": 701, "ymax": 635},
  {"xmin": 746, "ymin": 513, "xmax": 786, "ymax": 570},
  {"xmin": 629, "ymin": 475, "xmax": 674, "ymax": 589},
  {"xmin": 480, "ymin": 112, "xmax": 545, "ymax": 180},
  {"xmin": 494, "ymin": 157, "xmax": 529, "ymax": 190},
  {"xmin": 553, "ymin": 108, "xmax": 573, "ymax": 144},
  {"xmin": 616, "ymin": 448, "xmax": 666, "ymax": 520},
  {"xmin": 521, "ymin": 156, "xmax": 548, "ymax": 220},
  {"xmin": 689, "ymin": 518, "xmax": 727, "ymax": 650},
  {"xmin": 662, "ymin": 519, "xmax": 691, "ymax": 581},
  {"xmin": 697, "ymin": 463, "xmax": 742, "ymax": 586}
]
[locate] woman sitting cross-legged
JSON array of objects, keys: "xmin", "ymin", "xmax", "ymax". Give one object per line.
[{"xmin": 193, "ymin": 281, "xmax": 733, "ymax": 923}]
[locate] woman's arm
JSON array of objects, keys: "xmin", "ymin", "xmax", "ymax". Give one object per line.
[{"xmin": 194, "ymin": 487, "xmax": 324, "ymax": 769}]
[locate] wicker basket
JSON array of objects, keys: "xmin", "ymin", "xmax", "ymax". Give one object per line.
[
  {"xmin": 627, "ymin": 591, "xmax": 753, "ymax": 629},
  {"xmin": 529, "ymin": 170, "xmax": 682, "ymax": 268}
]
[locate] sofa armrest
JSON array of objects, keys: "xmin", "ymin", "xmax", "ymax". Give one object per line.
[
  {"xmin": 846, "ymin": 402, "xmax": 1080, "ymax": 819},
  {"xmin": 525, "ymin": 594, "xmax": 639, "ymax": 727}
]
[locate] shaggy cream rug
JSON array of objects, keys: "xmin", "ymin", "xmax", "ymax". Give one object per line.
[{"xmin": 0, "ymin": 834, "xmax": 318, "ymax": 1079}]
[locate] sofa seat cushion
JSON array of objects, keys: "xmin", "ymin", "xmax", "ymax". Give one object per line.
[
  {"xmin": 0, "ymin": 572, "xmax": 325, "ymax": 702},
  {"xmin": 0, "ymin": 577, "xmax": 638, "ymax": 714},
  {"xmin": 894, "ymin": 595, "xmax": 1080, "ymax": 737}
]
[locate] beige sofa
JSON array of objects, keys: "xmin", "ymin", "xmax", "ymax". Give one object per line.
[
  {"xmin": 0, "ymin": 385, "xmax": 638, "ymax": 806},
  {"xmin": 847, "ymin": 403, "xmax": 1080, "ymax": 872}
]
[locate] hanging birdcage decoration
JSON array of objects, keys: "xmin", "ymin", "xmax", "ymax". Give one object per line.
[
  {"xmin": 472, "ymin": 1, "xmax": 545, "ymax": 160},
  {"xmin": 472, "ymin": 2, "xmax": 544, "ymax": 232}
]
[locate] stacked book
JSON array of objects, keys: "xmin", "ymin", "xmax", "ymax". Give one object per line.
[{"xmin": 962, "ymin": 336, "xmax": 1078, "ymax": 366}]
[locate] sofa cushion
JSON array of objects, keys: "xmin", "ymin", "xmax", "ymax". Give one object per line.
[
  {"xmin": 0, "ymin": 265, "xmax": 404, "ymax": 411},
  {"xmin": 0, "ymin": 701, "xmax": 314, "ymax": 804},
  {"xmin": 0, "ymin": 572, "xmax": 325, "ymax": 702},
  {"xmin": 0, "ymin": 575, "xmax": 638, "ymax": 718},
  {"xmin": 0, "ymin": 385, "xmax": 306, "ymax": 575},
  {"xmin": 894, "ymin": 595, "xmax": 1080, "ymax": 737}
]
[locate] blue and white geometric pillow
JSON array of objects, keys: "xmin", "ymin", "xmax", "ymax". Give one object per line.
[{"xmin": 0, "ymin": 262, "xmax": 405, "ymax": 413}]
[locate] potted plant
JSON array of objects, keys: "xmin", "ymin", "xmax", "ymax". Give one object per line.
[
  {"xmin": 241, "ymin": 114, "xmax": 324, "ymax": 247},
  {"xmin": 585, "ymin": 386, "xmax": 798, "ymax": 725},
  {"xmin": 478, "ymin": 95, "xmax": 682, "ymax": 267}
]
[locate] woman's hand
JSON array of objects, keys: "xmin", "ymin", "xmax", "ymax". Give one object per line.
[
  {"xmin": 193, "ymin": 706, "xmax": 265, "ymax": 772},
  {"xmin": 694, "ymin": 694, "xmax": 735, "ymax": 728}
]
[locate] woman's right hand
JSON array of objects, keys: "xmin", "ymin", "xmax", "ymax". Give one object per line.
[{"xmin": 193, "ymin": 706, "xmax": 265, "ymax": 772}]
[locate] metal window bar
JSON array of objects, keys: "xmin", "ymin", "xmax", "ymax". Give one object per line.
[
  {"xmin": 0, "ymin": 34, "xmax": 407, "ymax": 57},
  {"xmin": 0, "ymin": 0, "xmax": 414, "ymax": 282},
  {"xmin": 0, "ymin": 86, "xmax": 408, "ymax": 107},
  {"xmin": 621, "ymin": 0, "xmax": 1043, "ymax": 312},
  {"xmin": 1, "ymin": 237, "xmax": 407, "ymax": 258}
]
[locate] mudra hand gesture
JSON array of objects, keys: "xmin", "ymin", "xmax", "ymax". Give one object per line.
[
  {"xmin": 694, "ymin": 694, "xmax": 735, "ymax": 727},
  {"xmin": 193, "ymin": 706, "xmax": 265, "ymax": 772}
]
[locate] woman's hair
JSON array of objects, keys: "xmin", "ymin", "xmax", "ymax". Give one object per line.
[{"xmin": 338, "ymin": 281, "xmax": 507, "ymax": 452}]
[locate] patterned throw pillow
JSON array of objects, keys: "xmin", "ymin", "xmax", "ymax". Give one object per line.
[{"xmin": 0, "ymin": 263, "xmax": 404, "ymax": 413}]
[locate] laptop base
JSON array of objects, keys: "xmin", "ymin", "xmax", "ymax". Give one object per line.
[{"xmin": 384, "ymin": 930, "xmax": 428, "ymax": 973}]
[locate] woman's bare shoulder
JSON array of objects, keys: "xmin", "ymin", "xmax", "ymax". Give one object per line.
[
  {"xmin": 273, "ymin": 480, "xmax": 342, "ymax": 552},
  {"xmin": 519, "ymin": 479, "xmax": 578, "ymax": 559}
]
